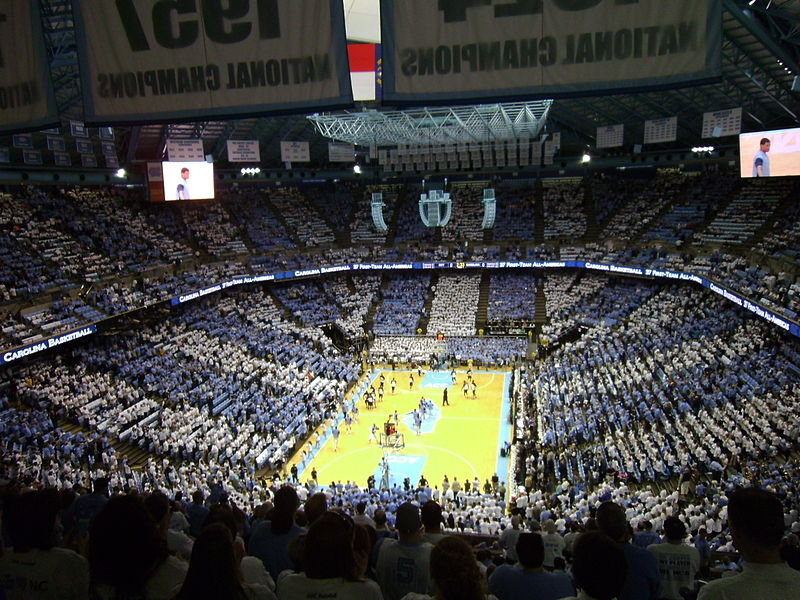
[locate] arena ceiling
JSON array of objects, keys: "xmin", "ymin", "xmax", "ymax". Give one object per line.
[{"xmin": 17, "ymin": 0, "xmax": 800, "ymax": 168}]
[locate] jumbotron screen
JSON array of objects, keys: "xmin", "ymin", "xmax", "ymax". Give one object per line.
[
  {"xmin": 162, "ymin": 161, "xmax": 215, "ymax": 201},
  {"xmin": 739, "ymin": 127, "xmax": 800, "ymax": 178}
]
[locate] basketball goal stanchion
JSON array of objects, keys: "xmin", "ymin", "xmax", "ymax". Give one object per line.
[{"xmin": 378, "ymin": 423, "xmax": 405, "ymax": 490}]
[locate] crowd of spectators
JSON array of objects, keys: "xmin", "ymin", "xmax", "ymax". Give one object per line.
[{"xmin": 426, "ymin": 274, "xmax": 481, "ymax": 336}]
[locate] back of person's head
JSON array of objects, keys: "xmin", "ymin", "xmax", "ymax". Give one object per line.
[
  {"xmin": 304, "ymin": 492, "xmax": 328, "ymax": 525},
  {"xmin": 421, "ymin": 500, "xmax": 444, "ymax": 532},
  {"xmin": 553, "ymin": 556, "xmax": 566, "ymax": 571},
  {"xmin": 305, "ymin": 511, "xmax": 357, "ymax": 580},
  {"xmin": 144, "ymin": 491, "xmax": 171, "ymax": 527},
  {"xmin": 353, "ymin": 523, "xmax": 374, "ymax": 577},
  {"xmin": 643, "ymin": 520, "xmax": 653, "ymax": 531},
  {"xmin": 203, "ymin": 505, "xmax": 240, "ymax": 538},
  {"xmin": 395, "ymin": 502, "xmax": 422, "ymax": 536},
  {"xmin": 271, "ymin": 485, "xmax": 299, "ymax": 535},
  {"xmin": 4, "ymin": 488, "xmax": 60, "ymax": 552},
  {"xmin": 374, "ymin": 509, "xmax": 388, "ymax": 528},
  {"xmin": 596, "ymin": 502, "xmax": 629, "ymax": 543},
  {"xmin": 192, "ymin": 490, "xmax": 204, "ymax": 505},
  {"xmin": 89, "ymin": 494, "xmax": 167, "ymax": 594},
  {"xmin": 543, "ymin": 519, "xmax": 557, "ymax": 534},
  {"xmin": 572, "ymin": 531, "xmax": 627, "ymax": 600},
  {"xmin": 728, "ymin": 487, "xmax": 785, "ymax": 550},
  {"xmin": 430, "ymin": 536, "xmax": 483, "ymax": 600},
  {"xmin": 92, "ymin": 477, "xmax": 109, "ymax": 495},
  {"xmin": 663, "ymin": 516, "xmax": 687, "ymax": 542},
  {"xmin": 356, "ymin": 501, "xmax": 367, "ymax": 515},
  {"xmin": 175, "ymin": 523, "xmax": 245, "ymax": 600},
  {"xmin": 516, "ymin": 532, "xmax": 545, "ymax": 569}
]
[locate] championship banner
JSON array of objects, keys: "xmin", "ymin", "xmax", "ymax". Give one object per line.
[
  {"xmin": 328, "ymin": 142, "xmax": 355, "ymax": 162},
  {"xmin": 380, "ymin": 0, "xmax": 721, "ymax": 104},
  {"xmin": 72, "ymin": 0, "xmax": 353, "ymax": 124},
  {"xmin": 644, "ymin": 116, "xmax": 678, "ymax": 144},
  {"xmin": 81, "ymin": 154, "xmax": 97, "ymax": 167},
  {"xmin": 227, "ymin": 140, "xmax": 261, "ymax": 162},
  {"xmin": 280, "ymin": 140, "xmax": 310, "ymax": 162},
  {"xmin": 53, "ymin": 151, "xmax": 71, "ymax": 166},
  {"xmin": 0, "ymin": 0, "xmax": 59, "ymax": 134},
  {"xmin": 167, "ymin": 139, "xmax": 204, "ymax": 162},
  {"xmin": 23, "ymin": 149, "xmax": 42, "ymax": 165},
  {"xmin": 47, "ymin": 136, "xmax": 67, "ymax": 152},
  {"xmin": 702, "ymin": 107, "xmax": 741, "ymax": 138},
  {"xmin": 596, "ymin": 124, "xmax": 624, "ymax": 148}
]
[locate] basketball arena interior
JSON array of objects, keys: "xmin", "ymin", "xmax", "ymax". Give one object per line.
[{"xmin": 1, "ymin": 1, "xmax": 800, "ymax": 599}]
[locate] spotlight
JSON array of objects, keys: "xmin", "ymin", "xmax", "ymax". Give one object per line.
[
  {"xmin": 353, "ymin": 164, "xmax": 362, "ymax": 175},
  {"xmin": 115, "ymin": 168, "xmax": 127, "ymax": 178},
  {"xmin": 581, "ymin": 153, "xmax": 591, "ymax": 164}
]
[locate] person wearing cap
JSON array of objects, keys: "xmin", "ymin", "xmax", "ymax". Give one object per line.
[
  {"xmin": 647, "ymin": 516, "xmax": 700, "ymax": 600},
  {"xmin": 375, "ymin": 503, "xmax": 433, "ymax": 600}
]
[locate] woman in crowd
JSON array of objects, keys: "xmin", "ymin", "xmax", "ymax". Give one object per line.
[
  {"xmin": 277, "ymin": 511, "xmax": 383, "ymax": 599},
  {"xmin": 174, "ymin": 523, "xmax": 275, "ymax": 600}
]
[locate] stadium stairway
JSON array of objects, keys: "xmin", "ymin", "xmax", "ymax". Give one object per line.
[
  {"xmin": 628, "ymin": 180, "xmax": 689, "ymax": 245},
  {"xmin": 265, "ymin": 287, "xmax": 297, "ymax": 324},
  {"xmin": 58, "ymin": 419, "xmax": 152, "ymax": 468},
  {"xmin": 582, "ymin": 175, "xmax": 599, "ymax": 243},
  {"xmin": 262, "ymin": 193, "xmax": 303, "ymax": 247},
  {"xmin": 363, "ymin": 274, "xmax": 387, "ymax": 334},
  {"xmin": 533, "ymin": 181, "xmax": 544, "ymax": 243},
  {"xmin": 416, "ymin": 272, "xmax": 438, "ymax": 334},
  {"xmin": 534, "ymin": 279, "xmax": 547, "ymax": 324},
  {"xmin": 687, "ymin": 179, "xmax": 740, "ymax": 240},
  {"xmin": 737, "ymin": 181, "xmax": 799, "ymax": 253},
  {"xmin": 475, "ymin": 272, "xmax": 490, "ymax": 332},
  {"xmin": 383, "ymin": 186, "xmax": 407, "ymax": 246}
]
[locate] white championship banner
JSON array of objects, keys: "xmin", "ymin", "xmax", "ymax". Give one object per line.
[
  {"xmin": 0, "ymin": 0, "xmax": 59, "ymax": 133},
  {"xmin": 72, "ymin": 0, "xmax": 353, "ymax": 124},
  {"xmin": 702, "ymin": 107, "xmax": 742, "ymax": 138},
  {"xmin": 597, "ymin": 124, "xmax": 624, "ymax": 149},
  {"xmin": 227, "ymin": 140, "xmax": 261, "ymax": 162},
  {"xmin": 280, "ymin": 140, "xmax": 310, "ymax": 162},
  {"xmin": 167, "ymin": 139, "xmax": 205, "ymax": 162},
  {"xmin": 328, "ymin": 142, "xmax": 355, "ymax": 162},
  {"xmin": 380, "ymin": 0, "xmax": 721, "ymax": 104},
  {"xmin": 644, "ymin": 116, "xmax": 678, "ymax": 144}
]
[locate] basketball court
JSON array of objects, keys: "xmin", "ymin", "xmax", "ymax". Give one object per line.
[{"xmin": 290, "ymin": 367, "xmax": 513, "ymax": 490}]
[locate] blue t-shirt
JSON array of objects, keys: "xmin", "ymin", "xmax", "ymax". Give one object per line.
[
  {"xmin": 489, "ymin": 564, "xmax": 576, "ymax": 600},
  {"xmin": 247, "ymin": 520, "xmax": 304, "ymax": 579},
  {"xmin": 752, "ymin": 149, "xmax": 770, "ymax": 177},
  {"xmin": 177, "ymin": 180, "xmax": 190, "ymax": 199},
  {"xmin": 621, "ymin": 542, "xmax": 662, "ymax": 600}
]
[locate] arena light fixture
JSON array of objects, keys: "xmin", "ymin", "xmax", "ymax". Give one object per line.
[
  {"xmin": 581, "ymin": 153, "xmax": 591, "ymax": 164},
  {"xmin": 115, "ymin": 168, "xmax": 127, "ymax": 178},
  {"xmin": 353, "ymin": 164, "xmax": 362, "ymax": 175}
]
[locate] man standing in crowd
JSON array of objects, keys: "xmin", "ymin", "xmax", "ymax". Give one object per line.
[
  {"xmin": 489, "ymin": 532, "xmax": 576, "ymax": 600},
  {"xmin": 647, "ymin": 516, "xmax": 700, "ymax": 600},
  {"xmin": 375, "ymin": 502, "xmax": 433, "ymax": 600},
  {"xmin": 698, "ymin": 487, "xmax": 800, "ymax": 598},
  {"xmin": 597, "ymin": 501, "xmax": 662, "ymax": 600}
]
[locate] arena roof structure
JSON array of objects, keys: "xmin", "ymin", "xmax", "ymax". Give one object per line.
[{"xmin": 4, "ymin": 0, "xmax": 800, "ymax": 170}]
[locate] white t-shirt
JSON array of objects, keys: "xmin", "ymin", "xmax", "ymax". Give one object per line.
[
  {"xmin": 647, "ymin": 542, "xmax": 700, "ymax": 600},
  {"xmin": 277, "ymin": 574, "xmax": 383, "ymax": 600},
  {"xmin": 0, "ymin": 547, "xmax": 89, "ymax": 600},
  {"xmin": 697, "ymin": 562, "xmax": 800, "ymax": 600}
]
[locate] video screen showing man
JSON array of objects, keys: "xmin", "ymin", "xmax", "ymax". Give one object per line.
[
  {"xmin": 177, "ymin": 167, "xmax": 190, "ymax": 200},
  {"xmin": 161, "ymin": 161, "xmax": 214, "ymax": 201},
  {"xmin": 752, "ymin": 138, "xmax": 770, "ymax": 177}
]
